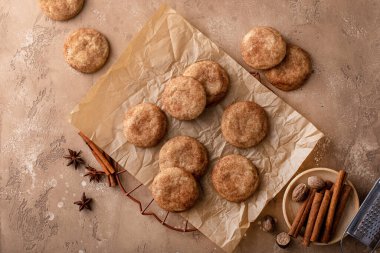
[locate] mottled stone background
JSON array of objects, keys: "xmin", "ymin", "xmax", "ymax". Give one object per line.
[{"xmin": 1, "ymin": 1, "xmax": 379, "ymax": 253}]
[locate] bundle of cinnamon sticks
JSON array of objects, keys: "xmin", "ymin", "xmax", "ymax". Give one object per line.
[
  {"xmin": 288, "ymin": 170, "xmax": 352, "ymax": 246},
  {"xmin": 79, "ymin": 132, "xmax": 118, "ymax": 187}
]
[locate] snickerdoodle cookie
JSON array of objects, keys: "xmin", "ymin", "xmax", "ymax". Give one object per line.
[
  {"xmin": 39, "ymin": 0, "xmax": 84, "ymax": 21},
  {"xmin": 161, "ymin": 76, "xmax": 206, "ymax": 120},
  {"xmin": 211, "ymin": 154, "xmax": 260, "ymax": 202},
  {"xmin": 264, "ymin": 44, "xmax": 312, "ymax": 91},
  {"xmin": 123, "ymin": 103, "xmax": 167, "ymax": 148},
  {"xmin": 64, "ymin": 28, "xmax": 109, "ymax": 73},
  {"xmin": 151, "ymin": 167, "xmax": 199, "ymax": 212},
  {"xmin": 241, "ymin": 26, "xmax": 286, "ymax": 70},
  {"xmin": 159, "ymin": 136, "xmax": 208, "ymax": 177},
  {"xmin": 183, "ymin": 61, "xmax": 229, "ymax": 105},
  {"xmin": 221, "ymin": 101, "xmax": 268, "ymax": 148}
]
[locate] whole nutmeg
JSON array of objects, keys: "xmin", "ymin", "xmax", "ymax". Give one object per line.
[
  {"xmin": 276, "ymin": 232, "xmax": 291, "ymax": 248},
  {"xmin": 261, "ymin": 215, "xmax": 276, "ymax": 232},
  {"xmin": 291, "ymin": 183, "xmax": 309, "ymax": 202},
  {"xmin": 308, "ymin": 176, "xmax": 326, "ymax": 190}
]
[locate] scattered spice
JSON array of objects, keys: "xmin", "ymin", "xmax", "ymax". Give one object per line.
[
  {"xmin": 74, "ymin": 192, "xmax": 92, "ymax": 211},
  {"xmin": 64, "ymin": 149, "xmax": 85, "ymax": 169},
  {"xmin": 84, "ymin": 166, "xmax": 105, "ymax": 183}
]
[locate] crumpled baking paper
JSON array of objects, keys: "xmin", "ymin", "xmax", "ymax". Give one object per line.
[{"xmin": 69, "ymin": 5, "xmax": 324, "ymax": 253}]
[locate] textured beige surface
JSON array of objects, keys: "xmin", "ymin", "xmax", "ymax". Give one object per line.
[{"xmin": 0, "ymin": 1, "xmax": 379, "ymax": 253}]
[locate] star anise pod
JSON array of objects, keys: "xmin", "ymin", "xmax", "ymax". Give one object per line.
[
  {"xmin": 74, "ymin": 192, "xmax": 92, "ymax": 211},
  {"xmin": 64, "ymin": 149, "xmax": 85, "ymax": 169},
  {"xmin": 84, "ymin": 166, "xmax": 105, "ymax": 183}
]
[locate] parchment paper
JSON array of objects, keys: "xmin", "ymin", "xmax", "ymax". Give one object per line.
[{"xmin": 69, "ymin": 5, "xmax": 324, "ymax": 252}]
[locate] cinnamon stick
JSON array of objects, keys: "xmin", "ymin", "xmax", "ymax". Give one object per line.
[
  {"xmin": 102, "ymin": 151, "xmax": 113, "ymax": 164},
  {"xmin": 331, "ymin": 184, "xmax": 352, "ymax": 235},
  {"xmin": 288, "ymin": 199, "xmax": 308, "ymax": 237},
  {"xmin": 102, "ymin": 151, "xmax": 119, "ymax": 171},
  {"xmin": 310, "ymin": 189, "xmax": 332, "ymax": 242},
  {"xmin": 101, "ymin": 149, "xmax": 118, "ymax": 187},
  {"xmin": 303, "ymin": 192, "xmax": 323, "ymax": 246},
  {"xmin": 78, "ymin": 132, "xmax": 117, "ymax": 187},
  {"xmin": 93, "ymin": 152, "xmax": 117, "ymax": 187},
  {"xmin": 78, "ymin": 132, "xmax": 115, "ymax": 174},
  {"xmin": 91, "ymin": 150, "xmax": 111, "ymax": 175},
  {"xmin": 294, "ymin": 189, "xmax": 317, "ymax": 237},
  {"xmin": 107, "ymin": 174, "xmax": 117, "ymax": 187},
  {"xmin": 321, "ymin": 170, "xmax": 347, "ymax": 243},
  {"xmin": 289, "ymin": 189, "xmax": 316, "ymax": 237}
]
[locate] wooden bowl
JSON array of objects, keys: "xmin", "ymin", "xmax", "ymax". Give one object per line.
[{"xmin": 282, "ymin": 168, "xmax": 359, "ymax": 245}]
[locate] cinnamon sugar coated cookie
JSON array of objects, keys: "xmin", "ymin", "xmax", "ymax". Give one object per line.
[
  {"xmin": 212, "ymin": 154, "xmax": 260, "ymax": 202},
  {"xmin": 221, "ymin": 101, "xmax": 268, "ymax": 148},
  {"xmin": 123, "ymin": 103, "xmax": 167, "ymax": 148},
  {"xmin": 264, "ymin": 44, "xmax": 312, "ymax": 91},
  {"xmin": 39, "ymin": 0, "xmax": 84, "ymax": 21},
  {"xmin": 64, "ymin": 28, "xmax": 109, "ymax": 73},
  {"xmin": 183, "ymin": 61, "xmax": 229, "ymax": 105},
  {"xmin": 241, "ymin": 26, "xmax": 286, "ymax": 70},
  {"xmin": 151, "ymin": 167, "xmax": 199, "ymax": 212},
  {"xmin": 161, "ymin": 76, "xmax": 206, "ymax": 120},
  {"xmin": 159, "ymin": 136, "xmax": 208, "ymax": 177}
]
